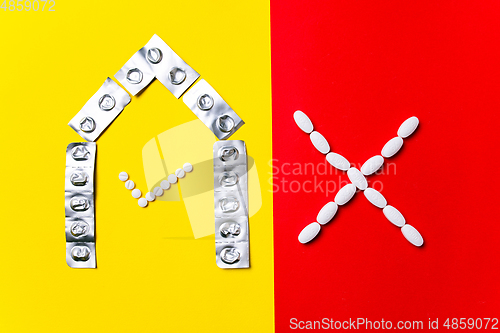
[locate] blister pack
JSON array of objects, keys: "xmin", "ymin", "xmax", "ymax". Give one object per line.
[
  {"xmin": 65, "ymin": 142, "xmax": 96, "ymax": 268},
  {"xmin": 115, "ymin": 34, "xmax": 200, "ymax": 98},
  {"xmin": 184, "ymin": 79, "xmax": 244, "ymax": 140},
  {"xmin": 115, "ymin": 48, "xmax": 156, "ymax": 96},
  {"xmin": 144, "ymin": 34, "xmax": 200, "ymax": 98},
  {"xmin": 213, "ymin": 140, "xmax": 249, "ymax": 268},
  {"xmin": 68, "ymin": 78, "xmax": 131, "ymax": 142}
]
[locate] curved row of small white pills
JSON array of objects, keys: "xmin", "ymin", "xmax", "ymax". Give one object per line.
[
  {"xmin": 120, "ymin": 172, "xmax": 152, "ymax": 207},
  {"xmin": 119, "ymin": 163, "xmax": 194, "ymax": 208},
  {"xmin": 295, "ymin": 111, "xmax": 424, "ymax": 247}
]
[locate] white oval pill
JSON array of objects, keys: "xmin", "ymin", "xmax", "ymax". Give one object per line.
[
  {"xmin": 361, "ymin": 155, "xmax": 384, "ymax": 176},
  {"xmin": 364, "ymin": 188, "xmax": 387, "ymax": 208},
  {"xmin": 381, "ymin": 136, "xmax": 404, "ymax": 158},
  {"xmin": 168, "ymin": 174, "xmax": 178, "ymax": 184},
  {"xmin": 310, "ymin": 131, "xmax": 330, "ymax": 154},
  {"xmin": 335, "ymin": 184, "xmax": 357, "ymax": 205},
  {"xmin": 298, "ymin": 222, "xmax": 321, "ymax": 244},
  {"xmin": 138, "ymin": 198, "xmax": 148, "ymax": 208},
  {"xmin": 125, "ymin": 180, "xmax": 135, "ymax": 190},
  {"xmin": 153, "ymin": 186, "xmax": 164, "ymax": 197},
  {"xmin": 293, "ymin": 110, "xmax": 314, "ymax": 134},
  {"xmin": 132, "ymin": 189, "xmax": 142, "ymax": 199},
  {"xmin": 326, "ymin": 152, "xmax": 350, "ymax": 171},
  {"xmin": 183, "ymin": 162, "xmax": 193, "ymax": 173},
  {"xmin": 175, "ymin": 168, "xmax": 186, "ymax": 179},
  {"xmin": 119, "ymin": 172, "xmax": 129, "ymax": 181},
  {"xmin": 401, "ymin": 224, "xmax": 424, "ymax": 247},
  {"xmin": 316, "ymin": 201, "xmax": 338, "ymax": 225},
  {"xmin": 146, "ymin": 192, "xmax": 156, "ymax": 202},
  {"xmin": 398, "ymin": 116, "xmax": 419, "ymax": 138},
  {"xmin": 160, "ymin": 180, "xmax": 171, "ymax": 190},
  {"xmin": 347, "ymin": 167, "xmax": 368, "ymax": 190},
  {"xmin": 383, "ymin": 205, "xmax": 406, "ymax": 227}
]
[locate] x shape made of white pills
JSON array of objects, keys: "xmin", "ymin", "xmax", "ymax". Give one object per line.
[{"xmin": 294, "ymin": 111, "xmax": 424, "ymax": 247}]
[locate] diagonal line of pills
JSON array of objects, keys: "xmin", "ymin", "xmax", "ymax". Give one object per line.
[
  {"xmin": 119, "ymin": 163, "xmax": 194, "ymax": 208},
  {"xmin": 294, "ymin": 111, "xmax": 424, "ymax": 247}
]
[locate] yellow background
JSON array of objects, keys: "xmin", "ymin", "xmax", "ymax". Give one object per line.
[{"xmin": 0, "ymin": 0, "xmax": 274, "ymax": 332}]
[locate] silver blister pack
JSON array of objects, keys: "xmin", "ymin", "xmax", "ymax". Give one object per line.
[
  {"xmin": 65, "ymin": 142, "xmax": 96, "ymax": 269},
  {"xmin": 214, "ymin": 140, "xmax": 249, "ymax": 269},
  {"xmin": 215, "ymin": 216, "xmax": 249, "ymax": 243},
  {"xmin": 215, "ymin": 242, "xmax": 249, "ymax": 269},
  {"xmin": 65, "ymin": 217, "xmax": 95, "ymax": 243},
  {"xmin": 144, "ymin": 34, "xmax": 200, "ymax": 98},
  {"xmin": 114, "ymin": 48, "xmax": 156, "ymax": 96},
  {"xmin": 184, "ymin": 79, "xmax": 244, "ymax": 140},
  {"xmin": 214, "ymin": 165, "xmax": 248, "ymax": 193},
  {"xmin": 66, "ymin": 242, "xmax": 96, "ymax": 269},
  {"xmin": 64, "ymin": 192, "xmax": 94, "ymax": 217},
  {"xmin": 68, "ymin": 78, "xmax": 131, "ymax": 142}
]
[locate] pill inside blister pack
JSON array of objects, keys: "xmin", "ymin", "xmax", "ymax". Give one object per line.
[
  {"xmin": 214, "ymin": 140, "xmax": 250, "ymax": 269},
  {"xmin": 65, "ymin": 142, "xmax": 96, "ymax": 268}
]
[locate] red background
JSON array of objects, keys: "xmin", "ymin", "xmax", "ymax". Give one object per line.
[{"xmin": 271, "ymin": 1, "xmax": 500, "ymax": 331}]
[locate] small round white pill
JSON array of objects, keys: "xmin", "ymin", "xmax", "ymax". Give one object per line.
[
  {"xmin": 183, "ymin": 162, "xmax": 193, "ymax": 173},
  {"xmin": 153, "ymin": 186, "xmax": 164, "ymax": 197},
  {"xmin": 160, "ymin": 180, "xmax": 171, "ymax": 190},
  {"xmin": 132, "ymin": 189, "xmax": 142, "ymax": 199},
  {"xmin": 293, "ymin": 110, "xmax": 314, "ymax": 134},
  {"xmin": 398, "ymin": 116, "xmax": 419, "ymax": 138},
  {"xmin": 119, "ymin": 172, "xmax": 129, "ymax": 181},
  {"xmin": 146, "ymin": 192, "xmax": 156, "ymax": 202},
  {"xmin": 347, "ymin": 167, "xmax": 368, "ymax": 191},
  {"xmin": 326, "ymin": 152, "xmax": 350, "ymax": 171},
  {"xmin": 125, "ymin": 180, "xmax": 135, "ymax": 190},
  {"xmin": 298, "ymin": 222, "xmax": 321, "ymax": 244},
  {"xmin": 175, "ymin": 168, "xmax": 186, "ymax": 179},
  {"xmin": 335, "ymin": 184, "xmax": 357, "ymax": 206},
  {"xmin": 317, "ymin": 201, "xmax": 338, "ymax": 225},
  {"xmin": 381, "ymin": 136, "xmax": 404, "ymax": 158},
  {"xmin": 364, "ymin": 188, "xmax": 387, "ymax": 208},
  {"xmin": 310, "ymin": 131, "xmax": 330, "ymax": 154},
  {"xmin": 401, "ymin": 224, "xmax": 424, "ymax": 247},
  {"xmin": 168, "ymin": 174, "xmax": 178, "ymax": 184},
  {"xmin": 138, "ymin": 198, "xmax": 148, "ymax": 208}
]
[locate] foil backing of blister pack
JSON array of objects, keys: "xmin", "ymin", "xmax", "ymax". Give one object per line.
[
  {"xmin": 144, "ymin": 34, "xmax": 200, "ymax": 98},
  {"xmin": 214, "ymin": 140, "xmax": 249, "ymax": 269},
  {"xmin": 115, "ymin": 34, "xmax": 200, "ymax": 98},
  {"xmin": 68, "ymin": 78, "xmax": 131, "ymax": 142},
  {"xmin": 115, "ymin": 48, "xmax": 156, "ymax": 96},
  {"xmin": 184, "ymin": 79, "xmax": 244, "ymax": 140},
  {"xmin": 65, "ymin": 142, "xmax": 96, "ymax": 268}
]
